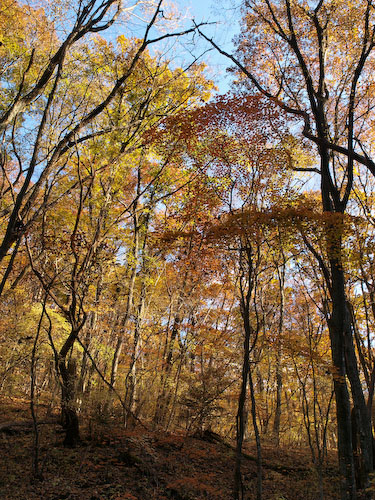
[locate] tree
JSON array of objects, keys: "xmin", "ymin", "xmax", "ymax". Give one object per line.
[
  {"xmin": 198, "ymin": 2, "xmax": 375, "ymax": 497},
  {"xmin": 0, "ymin": 3, "xmax": 213, "ymax": 443},
  {"xmin": 0, "ymin": 0, "xmax": 207, "ymax": 296},
  {"xmin": 159, "ymin": 92, "xmax": 299, "ymax": 499}
]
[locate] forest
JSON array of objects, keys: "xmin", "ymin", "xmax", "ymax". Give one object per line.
[{"xmin": 2, "ymin": 1, "xmax": 375, "ymax": 499}]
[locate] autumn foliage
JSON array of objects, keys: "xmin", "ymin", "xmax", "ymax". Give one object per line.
[{"xmin": 3, "ymin": 1, "xmax": 375, "ymax": 500}]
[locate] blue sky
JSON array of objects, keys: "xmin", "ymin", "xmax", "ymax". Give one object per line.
[
  {"xmin": 179, "ymin": 0, "xmax": 242, "ymax": 93},
  {"xmin": 109, "ymin": 0, "xmax": 242, "ymax": 94}
]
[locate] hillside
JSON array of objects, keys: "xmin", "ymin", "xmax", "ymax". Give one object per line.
[{"xmin": 0, "ymin": 398, "xmax": 341, "ymax": 500}]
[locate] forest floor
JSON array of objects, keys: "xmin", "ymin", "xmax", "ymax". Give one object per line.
[{"xmin": 0, "ymin": 396, "xmax": 342, "ymax": 500}]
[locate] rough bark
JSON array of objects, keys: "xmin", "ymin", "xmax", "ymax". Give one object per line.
[{"xmin": 59, "ymin": 357, "xmax": 80, "ymax": 447}]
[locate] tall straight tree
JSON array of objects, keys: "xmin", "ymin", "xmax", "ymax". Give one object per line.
[{"xmin": 198, "ymin": 1, "xmax": 375, "ymax": 498}]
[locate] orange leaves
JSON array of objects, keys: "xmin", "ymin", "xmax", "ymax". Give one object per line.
[{"xmin": 148, "ymin": 92, "xmax": 285, "ymax": 162}]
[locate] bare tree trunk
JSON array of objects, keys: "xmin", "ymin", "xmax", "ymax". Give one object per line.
[
  {"xmin": 327, "ymin": 240, "xmax": 356, "ymax": 498},
  {"xmin": 273, "ymin": 258, "xmax": 285, "ymax": 446},
  {"xmin": 124, "ymin": 189, "xmax": 154, "ymax": 418},
  {"xmin": 125, "ymin": 280, "xmax": 146, "ymax": 414},
  {"xmin": 343, "ymin": 303, "xmax": 373, "ymax": 492},
  {"xmin": 154, "ymin": 311, "xmax": 182, "ymax": 427},
  {"xmin": 249, "ymin": 366, "xmax": 262, "ymax": 500},
  {"xmin": 59, "ymin": 355, "xmax": 80, "ymax": 447},
  {"xmin": 77, "ymin": 274, "xmax": 103, "ymax": 410},
  {"xmin": 234, "ymin": 326, "xmax": 249, "ymax": 500},
  {"xmin": 273, "ymin": 347, "xmax": 282, "ymax": 446},
  {"xmin": 109, "ymin": 198, "xmax": 140, "ymax": 391},
  {"xmin": 30, "ymin": 295, "xmax": 49, "ymax": 480}
]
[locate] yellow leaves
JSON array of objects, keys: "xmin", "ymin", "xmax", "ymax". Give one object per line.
[
  {"xmin": 281, "ymin": 135, "xmax": 316, "ymax": 174},
  {"xmin": 0, "ymin": 0, "xmax": 55, "ymax": 93}
]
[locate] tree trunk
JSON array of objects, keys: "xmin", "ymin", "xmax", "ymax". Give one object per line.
[
  {"xmin": 234, "ymin": 325, "xmax": 250, "ymax": 500},
  {"xmin": 273, "ymin": 344, "xmax": 282, "ymax": 446},
  {"xmin": 109, "ymin": 175, "xmax": 142, "ymax": 391},
  {"xmin": 328, "ymin": 248, "xmax": 356, "ymax": 499},
  {"xmin": 343, "ymin": 304, "xmax": 373, "ymax": 491},
  {"xmin": 272, "ymin": 243, "xmax": 286, "ymax": 446},
  {"xmin": 154, "ymin": 312, "xmax": 181, "ymax": 427},
  {"xmin": 125, "ymin": 280, "xmax": 146, "ymax": 415},
  {"xmin": 77, "ymin": 274, "xmax": 102, "ymax": 409},
  {"xmin": 319, "ymin": 142, "xmax": 357, "ymax": 499},
  {"xmin": 249, "ymin": 366, "xmax": 262, "ymax": 500},
  {"xmin": 109, "ymin": 217, "xmax": 139, "ymax": 389},
  {"xmin": 59, "ymin": 357, "xmax": 80, "ymax": 447}
]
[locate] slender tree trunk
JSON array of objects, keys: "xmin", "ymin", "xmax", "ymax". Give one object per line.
[
  {"xmin": 77, "ymin": 275, "xmax": 102, "ymax": 410},
  {"xmin": 234, "ymin": 241, "xmax": 261, "ymax": 499},
  {"xmin": 125, "ymin": 280, "xmax": 146, "ymax": 414},
  {"xmin": 234, "ymin": 326, "xmax": 250, "ymax": 500},
  {"xmin": 109, "ymin": 210, "xmax": 139, "ymax": 389},
  {"xmin": 30, "ymin": 296, "xmax": 46, "ymax": 480},
  {"xmin": 273, "ymin": 353, "xmax": 282, "ymax": 446},
  {"xmin": 154, "ymin": 311, "xmax": 182, "ymax": 427},
  {"xmin": 272, "ymin": 243, "xmax": 285, "ymax": 446},
  {"xmin": 124, "ymin": 192, "xmax": 154, "ymax": 418},
  {"xmin": 249, "ymin": 366, "xmax": 262, "ymax": 500},
  {"xmin": 165, "ymin": 352, "xmax": 185, "ymax": 431}
]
